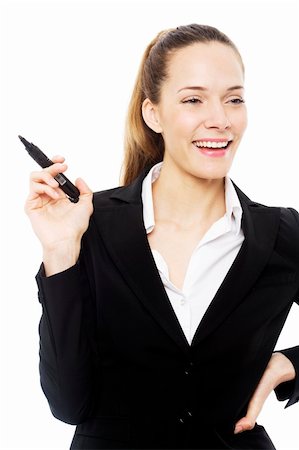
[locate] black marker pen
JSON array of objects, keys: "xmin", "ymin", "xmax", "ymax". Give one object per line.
[{"xmin": 19, "ymin": 135, "xmax": 80, "ymax": 203}]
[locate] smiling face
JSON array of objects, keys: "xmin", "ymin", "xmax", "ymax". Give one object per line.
[{"xmin": 142, "ymin": 41, "xmax": 247, "ymax": 180}]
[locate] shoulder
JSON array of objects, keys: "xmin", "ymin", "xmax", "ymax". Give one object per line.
[
  {"xmin": 233, "ymin": 180, "xmax": 299, "ymax": 229},
  {"xmin": 92, "ymin": 186, "xmax": 126, "ymax": 209},
  {"xmin": 274, "ymin": 207, "xmax": 299, "ymax": 261},
  {"xmin": 281, "ymin": 206, "xmax": 299, "ymax": 223},
  {"xmin": 278, "ymin": 207, "xmax": 299, "ymax": 234},
  {"xmin": 280, "ymin": 206, "xmax": 299, "ymax": 241},
  {"xmin": 232, "ymin": 180, "xmax": 299, "ymax": 255},
  {"xmin": 253, "ymin": 200, "xmax": 299, "ymax": 242},
  {"xmin": 81, "ymin": 186, "xmax": 125, "ymax": 249}
]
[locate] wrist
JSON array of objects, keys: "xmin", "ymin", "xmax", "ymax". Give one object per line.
[
  {"xmin": 270, "ymin": 352, "xmax": 296, "ymax": 387},
  {"xmin": 43, "ymin": 240, "xmax": 81, "ymax": 276}
]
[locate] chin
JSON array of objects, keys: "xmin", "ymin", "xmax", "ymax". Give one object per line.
[{"xmin": 189, "ymin": 165, "xmax": 231, "ymax": 181}]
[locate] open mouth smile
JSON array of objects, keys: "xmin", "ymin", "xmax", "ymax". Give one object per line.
[{"xmin": 192, "ymin": 140, "xmax": 233, "ymax": 157}]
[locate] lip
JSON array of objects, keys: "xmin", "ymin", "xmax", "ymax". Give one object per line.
[
  {"xmin": 193, "ymin": 140, "xmax": 233, "ymax": 157},
  {"xmin": 198, "ymin": 148, "xmax": 228, "ymax": 157}
]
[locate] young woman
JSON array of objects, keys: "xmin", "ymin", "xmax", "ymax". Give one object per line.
[{"xmin": 25, "ymin": 24, "xmax": 299, "ymax": 449}]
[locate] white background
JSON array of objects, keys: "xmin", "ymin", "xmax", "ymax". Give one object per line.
[{"xmin": 1, "ymin": 0, "xmax": 298, "ymax": 449}]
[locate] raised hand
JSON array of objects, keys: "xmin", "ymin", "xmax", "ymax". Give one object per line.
[{"xmin": 25, "ymin": 155, "xmax": 93, "ymax": 275}]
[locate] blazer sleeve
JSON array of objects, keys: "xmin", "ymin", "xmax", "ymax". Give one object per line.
[
  {"xmin": 273, "ymin": 207, "xmax": 299, "ymax": 408},
  {"xmin": 35, "ymin": 239, "xmax": 97, "ymax": 425}
]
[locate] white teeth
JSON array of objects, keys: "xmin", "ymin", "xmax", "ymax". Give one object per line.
[{"xmin": 193, "ymin": 140, "xmax": 230, "ymax": 148}]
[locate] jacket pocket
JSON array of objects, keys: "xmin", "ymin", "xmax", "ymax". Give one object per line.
[{"xmin": 75, "ymin": 415, "xmax": 130, "ymax": 441}]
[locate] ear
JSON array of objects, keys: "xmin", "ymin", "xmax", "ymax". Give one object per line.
[{"xmin": 142, "ymin": 98, "xmax": 163, "ymax": 133}]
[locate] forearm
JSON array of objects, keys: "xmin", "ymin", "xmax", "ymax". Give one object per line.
[{"xmin": 37, "ymin": 262, "xmax": 96, "ymax": 424}]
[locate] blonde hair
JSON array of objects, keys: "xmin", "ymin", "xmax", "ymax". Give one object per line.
[{"xmin": 120, "ymin": 24, "xmax": 244, "ymax": 186}]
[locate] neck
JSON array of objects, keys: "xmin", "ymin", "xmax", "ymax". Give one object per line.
[{"xmin": 151, "ymin": 161, "xmax": 226, "ymax": 229}]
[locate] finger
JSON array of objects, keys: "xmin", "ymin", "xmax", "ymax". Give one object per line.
[
  {"xmin": 234, "ymin": 379, "xmax": 273, "ymax": 433},
  {"xmin": 234, "ymin": 397, "xmax": 263, "ymax": 433},
  {"xmin": 234, "ymin": 417, "xmax": 255, "ymax": 434},
  {"xmin": 75, "ymin": 177, "xmax": 93, "ymax": 195},
  {"xmin": 30, "ymin": 164, "xmax": 68, "ymax": 184},
  {"xmin": 51, "ymin": 155, "xmax": 65, "ymax": 163},
  {"xmin": 29, "ymin": 181, "xmax": 61, "ymax": 201},
  {"xmin": 30, "ymin": 170, "xmax": 60, "ymax": 188},
  {"xmin": 44, "ymin": 162, "xmax": 68, "ymax": 176}
]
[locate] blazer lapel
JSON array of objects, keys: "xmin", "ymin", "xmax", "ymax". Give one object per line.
[
  {"xmin": 191, "ymin": 182, "xmax": 281, "ymax": 346},
  {"xmin": 92, "ymin": 168, "xmax": 281, "ymax": 353},
  {"xmin": 93, "ymin": 168, "xmax": 191, "ymax": 353}
]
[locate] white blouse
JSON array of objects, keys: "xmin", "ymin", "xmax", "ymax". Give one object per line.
[{"xmin": 141, "ymin": 162, "xmax": 245, "ymax": 345}]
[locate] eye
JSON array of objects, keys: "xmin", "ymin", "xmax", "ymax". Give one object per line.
[
  {"xmin": 229, "ymin": 98, "xmax": 245, "ymax": 105},
  {"xmin": 182, "ymin": 97, "xmax": 203, "ymax": 104}
]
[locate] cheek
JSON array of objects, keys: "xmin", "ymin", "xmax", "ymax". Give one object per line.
[
  {"xmin": 233, "ymin": 109, "xmax": 247, "ymax": 134},
  {"xmin": 166, "ymin": 111, "xmax": 200, "ymax": 136}
]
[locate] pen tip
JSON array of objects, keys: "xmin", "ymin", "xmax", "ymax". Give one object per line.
[{"xmin": 18, "ymin": 135, "xmax": 29, "ymax": 146}]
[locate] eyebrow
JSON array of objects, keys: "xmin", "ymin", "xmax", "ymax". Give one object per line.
[{"xmin": 177, "ymin": 85, "xmax": 244, "ymax": 93}]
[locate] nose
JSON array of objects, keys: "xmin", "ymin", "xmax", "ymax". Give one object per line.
[{"xmin": 203, "ymin": 101, "xmax": 231, "ymax": 130}]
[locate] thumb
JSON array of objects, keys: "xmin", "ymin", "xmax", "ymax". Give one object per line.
[
  {"xmin": 75, "ymin": 177, "xmax": 92, "ymax": 195},
  {"xmin": 234, "ymin": 416, "xmax": 256, "ymax": 434}
]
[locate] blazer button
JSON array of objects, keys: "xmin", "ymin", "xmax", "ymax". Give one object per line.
[{"xmin": 178, "ymin": 410, "xmax": 193, "ymax": 424}]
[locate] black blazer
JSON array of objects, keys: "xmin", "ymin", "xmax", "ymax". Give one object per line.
[{"xmin": 36, "ymin": 166, "xmax": 299, "ymax": 450}]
